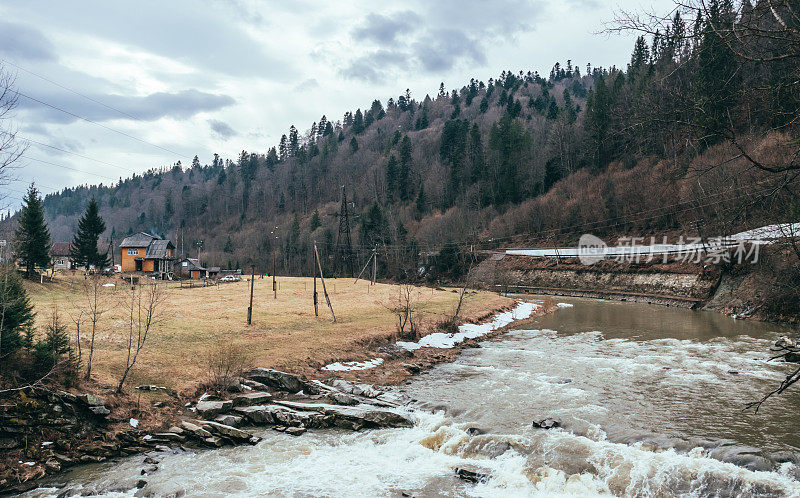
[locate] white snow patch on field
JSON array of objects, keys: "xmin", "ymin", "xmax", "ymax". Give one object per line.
[
  {"xmin": 321, "ymin": 358, "xmax": 384, "ymax": 372},
  {"xmin": 398, "ymin": 301, "xmax": 539, "ymax": 351},
  {"xmin": 557, "ymin": 303, "xmax": 574, "ymax": 308}
]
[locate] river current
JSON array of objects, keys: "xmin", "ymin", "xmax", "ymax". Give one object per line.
[{"xmin": 28, "ymin": 297, "xmax": 800, "ymax": 497}]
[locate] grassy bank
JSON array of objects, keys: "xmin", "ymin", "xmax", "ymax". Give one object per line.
[{"xmin": 24, "ymin": 275, "xmax": 513, "ymax": 393}]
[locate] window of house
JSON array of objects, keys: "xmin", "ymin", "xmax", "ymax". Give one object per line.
[{"xmin": 127, "ymin": 248, "xmax": 138, "ymax": 255}]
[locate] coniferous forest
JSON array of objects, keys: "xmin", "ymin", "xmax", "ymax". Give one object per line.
[{"xmin": 31, "ymin": 0, "xmax": 799, "ymax": 280}]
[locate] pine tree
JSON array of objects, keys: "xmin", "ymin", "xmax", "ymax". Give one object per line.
[
  {"xmin": 310, "ymin": 209, "xmax": 321, "ymax": 231},
  {"xmin": 585, "ymin": 74, "xmax": 610, "ymax": 168},
  {"xmin": 352, "ymin": 109, "xmax": 364, "ymax": 134},
  {"xmin": 350, "ymin": 136, "xmax": 359, "ymax": 153},
  {"xmin": 224, "ymin": 235, "xmax": 233, "ymax": 253},
  {"xmin": 14, "ymin": 184, "xmax": 51, "ymax": 278},
  {"xmin": 0, "ymin": 266, "xmax": 35, "ymax": 359},
  {"xmin": 70, "ymin": 198, "xmax": 109, "ymax": 270}
]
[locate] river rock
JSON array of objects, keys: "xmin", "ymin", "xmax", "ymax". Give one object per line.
[
  {"xmin": 203, "ymin": 436, "xmax": 224, "ymax": 447},
  {"xmin": 285, "ymin": 426, "xmax": 306, "ymax": 436},
  {"xmin": 273, "ymin": 400, "xmax": 413, "ymax": 428},
  {"xmin": 180, "ymin": 421, "xmax": 212, "ymax": 438},
  {"xmin": 246, "ymin": 368, "xmax": 311, "ymax": 394},
  {"xmin": 239, "ymin": 378, "xmax": 270, "ymax": 391},
  {"xmin": 196, "ymin": 400, "xmax": 233, "ymax": 418},
  {"xmin": 232, "ymin": 392, "xmax": 272, "ymax": 406},
  {"xmin": 79, "ymin": 394, "xmax": 105, "ymax": 406},
  {"xmin": 44, "ymin": 459, "xmax": 61, "ymax": 473},
  {"xmin": 214, "ymin": 414, "xmax": 243, "ymax": 427},
  {"xmin": 90, "ymin": 405, "xmax": 111, "ymax": 417},
  {"xmin": 785, "ymin": 352, "xmax": 800, "ymax": 363},
  {"xmin": 235, "ymin": 405, "xmax": 325, "ymax": 428},
  {"xmin": 532, "ymin": 418, "xmax": 560, "ymax": 429},
  {"xmin": 198, "ymin": 421, "xmax": 251, "ymax": 441},
  {"xmin": 455, "ymin": 468, "xmax": 490, "ymax": 484},
  {"xmin": 326, "ymin": 392, "xmax": 359, "ymax": 406}
]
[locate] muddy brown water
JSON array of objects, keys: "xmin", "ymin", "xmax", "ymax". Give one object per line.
[{"xmin": 27, "ymin": 297, "xmax": 800, "ymax": 497}]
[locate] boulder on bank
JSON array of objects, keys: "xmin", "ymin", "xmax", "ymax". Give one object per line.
[
  {"xmin": 246, "ymin": 368, "xmax": 312, "ymax": 394},
  {"xmin": 273, "ymin": 400, "xmax": 414, "ymax": 428},
  {"xmin": 196, "ymin": 400, "xmax": 233, "ymax": 419}
]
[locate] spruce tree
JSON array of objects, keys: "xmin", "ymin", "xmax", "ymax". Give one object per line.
[
  {"xmin": 70, "ymin": 198, "xmax": 109, "ymax": 270},
  {"xmin": 0, "ymin": 266, "xmax": 35, "ymax": 359},
  {"xmin": 310, "ymin": 209, "xmax": 321, "ymax": 231},
  {"xmin": 14, "ymin": 184, "xmax": 51, "ymax": 278}
]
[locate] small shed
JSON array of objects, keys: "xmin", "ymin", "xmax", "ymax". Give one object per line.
[{"xmin": 180, "ymin": 258, "xmax": 207, "ymax": 279}]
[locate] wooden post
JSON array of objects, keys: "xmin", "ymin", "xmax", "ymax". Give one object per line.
[
  {"xmin": 247, "ymin": 265, "xmax": 255, "ymax": 325},
  {"xmin": 313, "ymin": 243, "xmax": 336, "ymax": 322},
  {"xmin": 272, "ymin": 253, "xmax": 277, "ymax": 299},
  {"xmin": 313, "ymin": 246, "xmax": 318, "ymax": 317},
  {"xmin": 372, "ymin": 245, "xmax": 377, "ymax": 285}
]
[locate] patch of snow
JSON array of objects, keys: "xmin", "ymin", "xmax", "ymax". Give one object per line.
[
  {"xmin": 102, "ymin": 283, "xmax": 115, "ymax": 287},
  {"xmin": 399, "ymin": 301, "xmax": 539, "ymax": 351},
  {"xmin": 129, "ymin": 418, "xmax": 139, "ymax": 428},
  {"xmin": 322, "ymin": 358, "xmax": 384, "ymax": 372},
  {"xmin": 41, "ymin": 441, "xmax": 53, "ymax": 446},
  {"xmin": 557, "ymin": 303, "xmax": 574, "ymax": 308},
  {"xmin": 729, "ymin": 223, "xmax": 800, "ymax": 241}
]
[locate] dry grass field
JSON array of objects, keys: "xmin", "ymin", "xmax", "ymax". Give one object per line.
[{"xmin": 24, "ymin": 275, "xmax": 512, "ymax": 393}]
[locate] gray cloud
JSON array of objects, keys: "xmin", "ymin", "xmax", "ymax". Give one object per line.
[
  {"xmin": 339, "ymin": 50, "xmax": 409, "ymax": 83},
  {"xmin": 295, "ymin": 78, "xmax": 320, "ymax": 91},
  {"xmin": 208, "ymin": 119, "xmax": 237, "ymax": 140},
  {"xmin": 352, "ymin": 12, "xmax": 420, "ymax": 45},
  {"xmin": 414, "ymin": 29, "xmax": 486, "ymax": 72},
  {"xmin": 0, "ymin": 21, "xmax": 56, "ymax": 61},
  {"xmin": 2, "ymin": 1, "xmax": 295, "ymax": 79},
  {"xmin": 19, "ymin": 89, "xmax": 236, "ymax": 124}
]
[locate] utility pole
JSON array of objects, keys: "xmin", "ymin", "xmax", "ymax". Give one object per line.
[
  {"xmin": 247, "ymin": 265, "xmax": 255, "ymax": 325},
  {"xmin": 336, "ymin": 185, "xmax": 354, "ymax": 276},
  {"xmin": 372, "ymin": 245, "xmax": 377, "ymax": 285},
  {"xmin": 314, "ymin": 242, "xmax": 336, "ymax": 322},
  {"xmin": 272, "ymin": 253, "xmax": 277, "ymax": 299},
  {"xmin": 313, "ymin": 246, "xmax": 319, "ymax": 317}
]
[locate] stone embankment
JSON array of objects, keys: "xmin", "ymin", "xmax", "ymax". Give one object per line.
[
  {"xmin": 0, "ymin": 368, "xmax": 414, "ymax": 494},
  {"xmin": 473, "ymin": 254, "xmax": 720, "ymax": 308}
]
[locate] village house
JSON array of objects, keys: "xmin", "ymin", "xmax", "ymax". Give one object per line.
[
  {"xmin": 119, "ymin": 232, "xmax": 175, "ymax": 278},
  {"xmin": 50, "ymin": 242, "xmax": 74, "ymax": 271},
  {"xmin": 180, "ymin": 258, "xmax": 207, "ymax": 279}
]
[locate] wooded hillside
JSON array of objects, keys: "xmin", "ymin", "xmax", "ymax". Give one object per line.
[{"xmin": 29, "ymin": 0, "xmax": 800, "ymax": 279}]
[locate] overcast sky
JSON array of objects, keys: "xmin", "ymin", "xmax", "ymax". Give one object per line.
[{"xmin": 0, "ymin": 0, "xmax": 673, "ymax": 207}]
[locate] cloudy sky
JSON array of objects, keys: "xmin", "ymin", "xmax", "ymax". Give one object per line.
[{"xmin": 0, "ymin": 0, "xmax": 673, "ymax": 207}]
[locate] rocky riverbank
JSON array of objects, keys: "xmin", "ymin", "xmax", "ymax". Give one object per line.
[{"xmin": 0, "ymin": 298, "xmax": 554, "ymax": 494}]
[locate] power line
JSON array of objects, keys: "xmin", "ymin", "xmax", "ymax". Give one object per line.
[
  {"xmin": 22, "ymin": 137, "xmax": 138, "ymax": 174},
  {"xmin": 3, "ymin": 58, "xmax": 216, "ymax": 154},
  {"xmin": 15, "ymin": 90, "xmax": 189, "ymax": 160},
  {"xmin": 1, "ymin": 58, "xmax": 142, "ymax": 121},
  {"xmin": 22, "ymin": 155, "xmax": 117, "ymax": 182}
]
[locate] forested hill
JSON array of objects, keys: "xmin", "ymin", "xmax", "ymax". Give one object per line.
[{"xmin": 35, "ymin": 1, "xmax": 800, "ymax": 278}]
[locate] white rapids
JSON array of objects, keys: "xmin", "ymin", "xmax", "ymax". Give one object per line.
[{"xmin": 26, "ymin": 297, "xmax": 800, "ymax": 497}]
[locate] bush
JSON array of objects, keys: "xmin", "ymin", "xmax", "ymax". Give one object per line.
[{"xmin": 206, "ymin": 343, "xmax": 254, "ymax": 392}]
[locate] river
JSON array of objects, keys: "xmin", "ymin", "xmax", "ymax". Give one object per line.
[{"xmin": 28, "ymin": 297, "xmax": 800, "ymax": 497}]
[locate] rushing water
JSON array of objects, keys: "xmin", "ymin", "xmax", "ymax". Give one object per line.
[{"xmin": 28, "ymin": 297, "xmax": 800, "ymax": 497}]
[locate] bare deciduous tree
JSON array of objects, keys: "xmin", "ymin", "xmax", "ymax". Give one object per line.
[
  {"xmin": 117, "ymin": 284, "xmax": 165, "ymax": 393},
  {"xmin": 0, "ymin": 64, "xmax": 26, "ymax": 203},
  {"xmin": 70, "ymin": 277, "xmax": 111, "ymax": 380},
  {"xmin": 384, "ymin": 284, "xmax": 421, "ymax": 341}
]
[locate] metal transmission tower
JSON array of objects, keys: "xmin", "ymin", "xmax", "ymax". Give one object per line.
[{"xmin": 336, "ymin": 185, "xmax": 355, "ymax": 276}]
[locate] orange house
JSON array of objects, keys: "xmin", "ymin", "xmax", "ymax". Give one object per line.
[{"xmin": 119, "ymin": 232, "xmax": 175, "ymax": 276}]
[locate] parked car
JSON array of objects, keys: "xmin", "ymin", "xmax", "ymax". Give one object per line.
[{"xmin": 220, "ymin": 274, "xmax": 240, "ymax": 282}]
